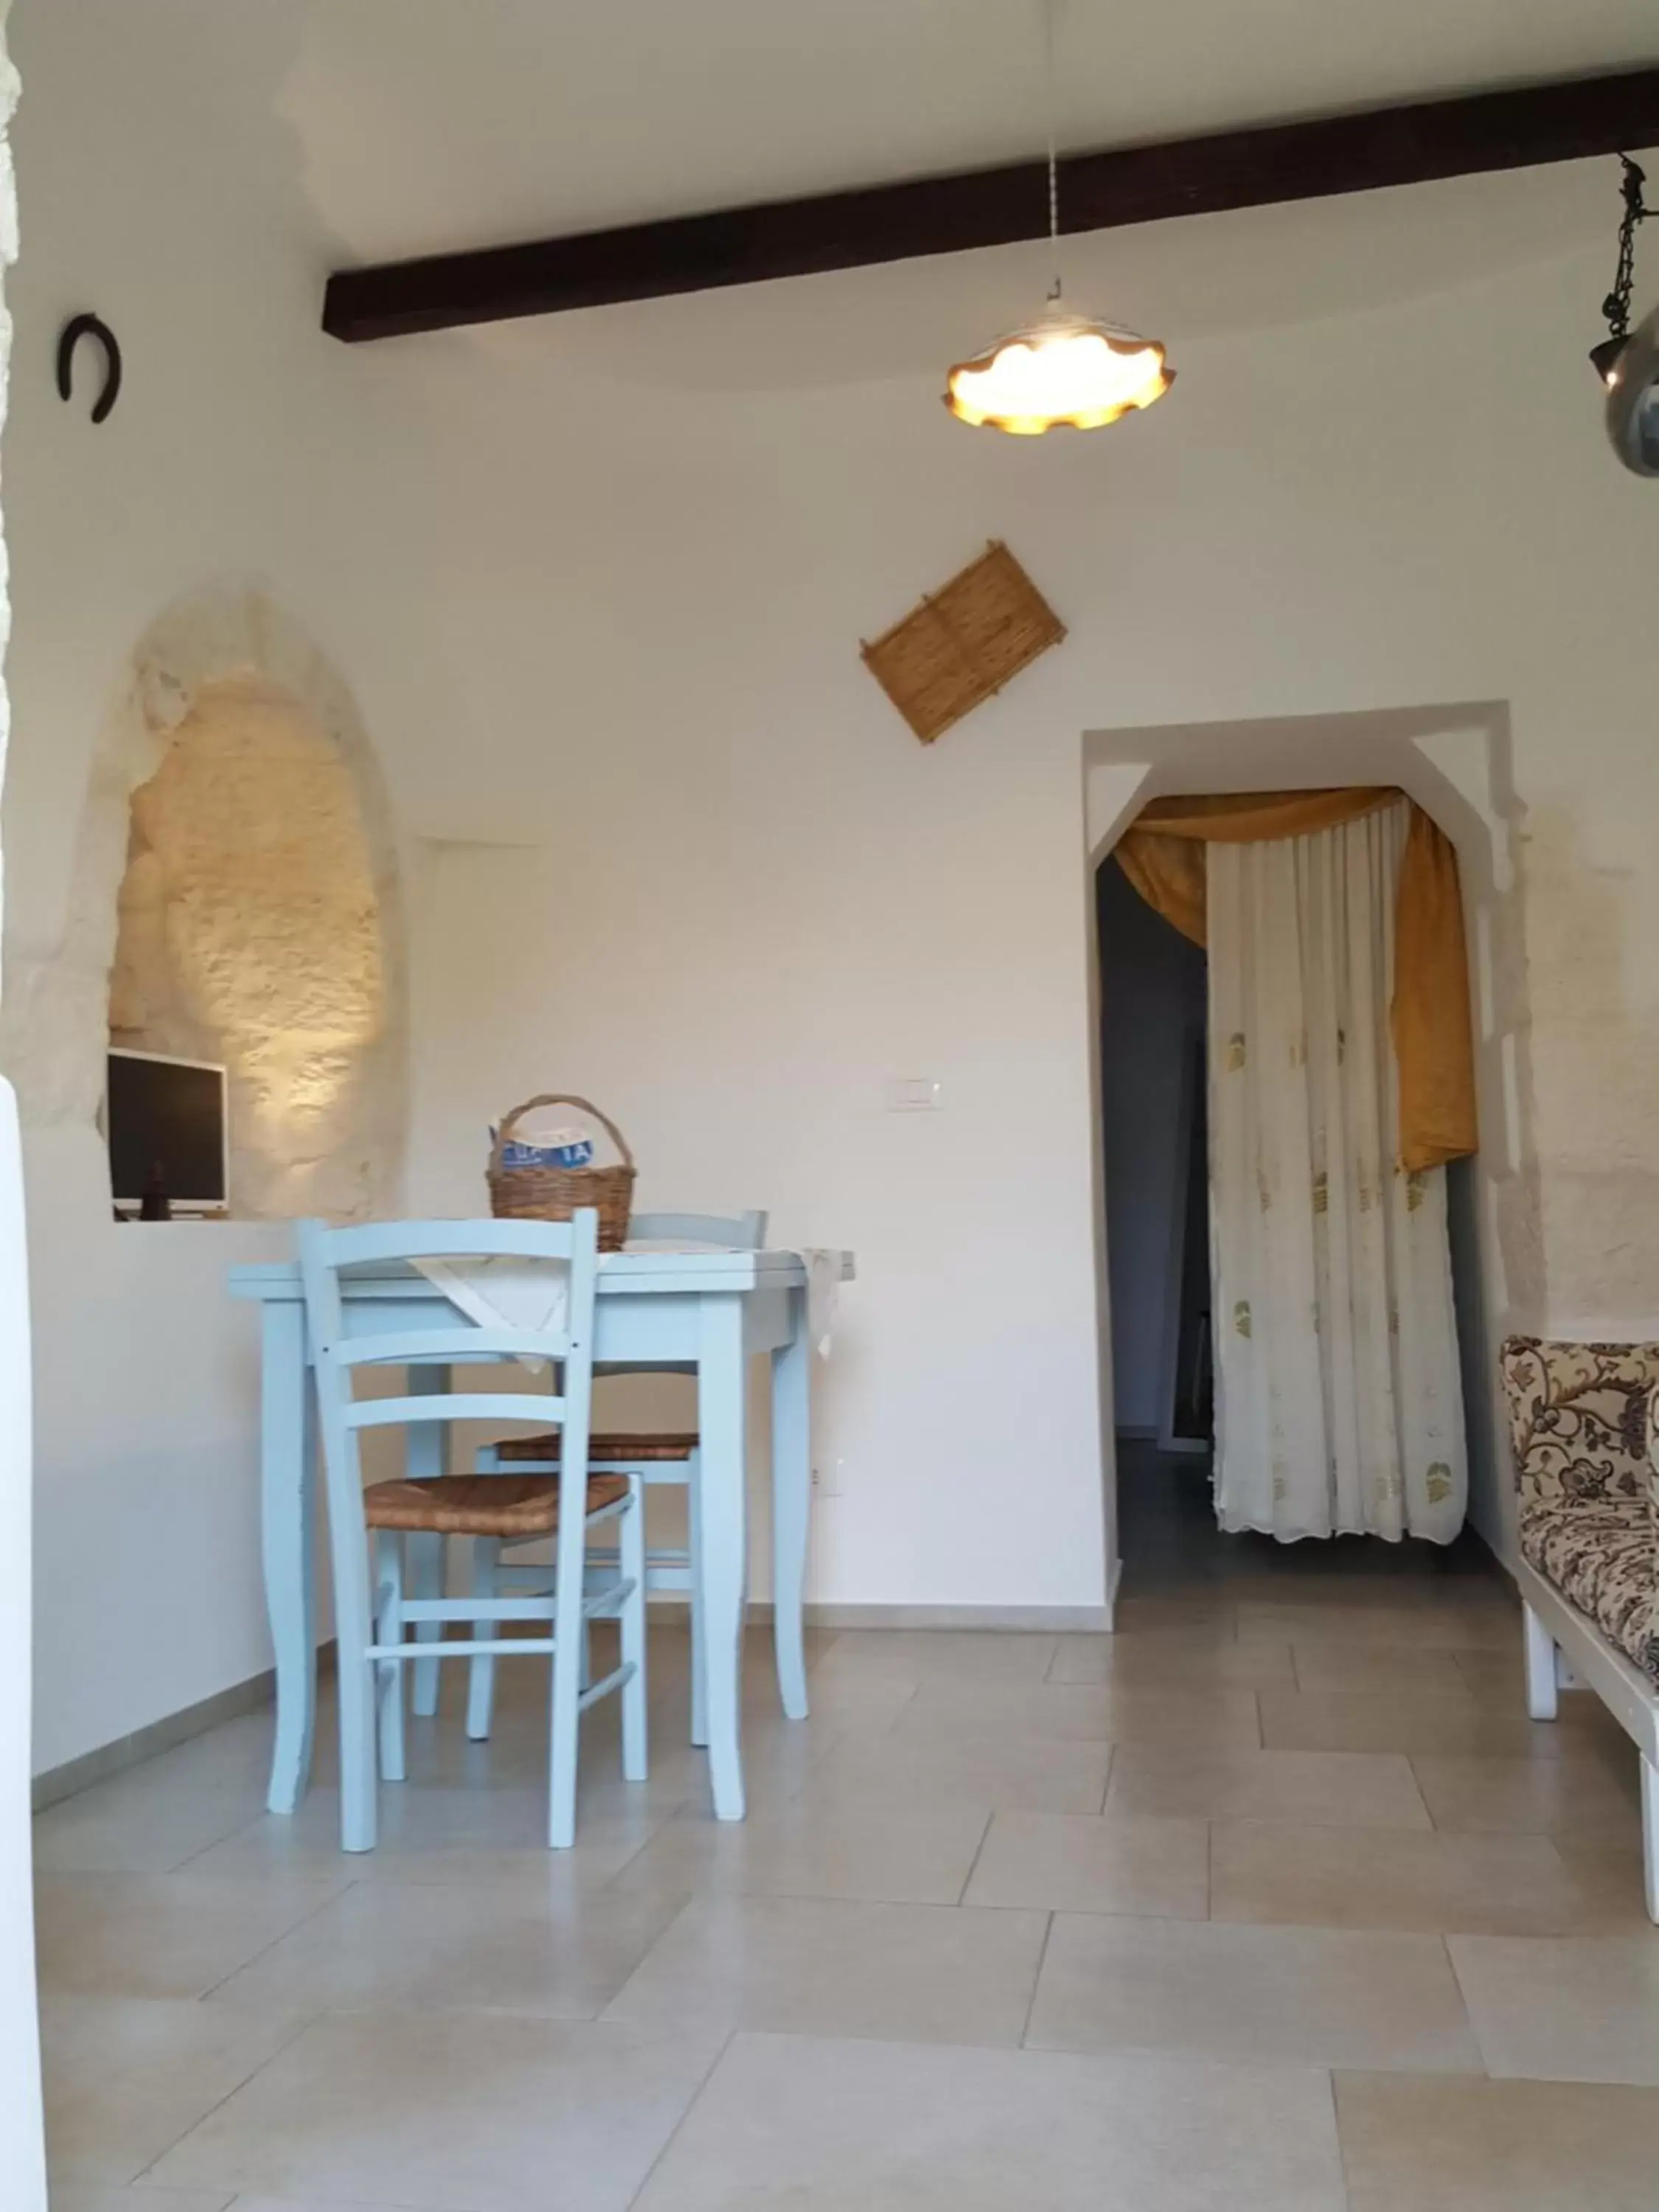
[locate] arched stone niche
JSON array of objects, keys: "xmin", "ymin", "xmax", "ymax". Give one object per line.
[{"xmin": 8, "ymin": 585, "xmax": 406, "ymax": 1219}]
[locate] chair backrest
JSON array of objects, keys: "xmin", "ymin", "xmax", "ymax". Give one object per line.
[
  {"xmin": 628, "ymin": 1208, "xmax": 768, "ymax": 1248},
  {"xmin": 296, "ymin": 1214, "xmax": 601, "ymax": 1590}
]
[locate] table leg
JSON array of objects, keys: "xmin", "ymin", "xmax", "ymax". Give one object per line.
[
  {"xmin": 262, "ymin": 1299, "xmax": 316, "ymax": 1815},
  {"xmin": 771, "ymin": 1284, "xmax": 812, "ymax": 1721},
  {"xmin": 698, "ymin": 1293, "xmax": 748, "ymax": 1820},
  {"xmin": 689, "ymin": 1452, "xmax": 709, "ymax": 1747},
  {"xmin": 407, "ymin": 1366, "xmax": 451, "ymax": 1717}
]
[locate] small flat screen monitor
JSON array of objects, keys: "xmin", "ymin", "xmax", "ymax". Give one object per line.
[{"xmin": 105, "ymin": 1050, "xmax": 228, "ymax": 1211}]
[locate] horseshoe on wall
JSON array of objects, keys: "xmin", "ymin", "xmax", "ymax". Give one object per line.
[{"xmin": 56, "ymin": 313, "xmax": 122, "ymax": 424}]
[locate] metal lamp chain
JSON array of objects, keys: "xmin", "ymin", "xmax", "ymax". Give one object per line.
[
  {"xmin": 1045, "ymin": 0, "xmax": 1061, "ymax": 302},
  {"xmin": 1604, "ymin": 153, "xmax": 1649, "ymax": 345}
]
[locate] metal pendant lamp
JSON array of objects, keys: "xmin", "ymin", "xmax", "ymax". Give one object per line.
[
  {"xmin": 945, "ymin": 1, "xmax": 1174, "ymax": 435},
  {"xmin": 1593, "ymin": 156, "xmax": 1659, "ymax": 477},
  {"xmin": 1607, "ymin": 301, "xmax": 1659, "ymax": 476}
]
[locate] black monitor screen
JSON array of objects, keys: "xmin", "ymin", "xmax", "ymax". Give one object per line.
[{"xmin": 106, "ymin": 1053, "xmax": 226, "ymax": 1206}]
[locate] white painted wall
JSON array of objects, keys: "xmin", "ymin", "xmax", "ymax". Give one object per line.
[
  {"xmin": 397, "ymin": 239, "xmax": 1658, "ymax": 1610},
  {"xmin": 10, "ymin": 0, "xmax": 1659, "ymax": 1759},
  {"xmin": 1096, "ymin": 858, "xmax": 1206, "ymax": 1433}
]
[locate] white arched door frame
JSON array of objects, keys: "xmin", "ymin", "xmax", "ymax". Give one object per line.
[{"xmin": 1080, "ymin": 701, "xmax": 1535, "ymax": 1616}]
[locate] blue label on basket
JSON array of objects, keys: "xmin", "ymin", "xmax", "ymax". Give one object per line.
[{"xmin": 499, "ymin": 1137, "xmax": 594, "ymax": 1169}]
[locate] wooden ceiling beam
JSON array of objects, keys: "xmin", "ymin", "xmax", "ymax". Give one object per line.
[{"xmin": 322, "ymin": 66, "xmax": 1659, "ymax": 342}]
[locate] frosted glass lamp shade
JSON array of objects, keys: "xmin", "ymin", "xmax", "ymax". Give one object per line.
[{"xmin": 945, "ymin": 310, "xmax": 1173, "ymax": 434}]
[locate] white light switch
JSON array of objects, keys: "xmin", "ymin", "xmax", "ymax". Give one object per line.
[{"xmin": 886, "ymin": 1077, "xmax": 942, "ymax": 1112}]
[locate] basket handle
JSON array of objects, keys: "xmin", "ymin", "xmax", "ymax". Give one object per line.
[{"xmin": 490, "ymin": 1094, "xmax": 636, "ymax": 1175}]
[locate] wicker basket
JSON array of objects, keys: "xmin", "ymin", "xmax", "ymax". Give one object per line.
[{"xmin": 486, "ymin": 1094, "xmax": 636, "ymax": 1250}]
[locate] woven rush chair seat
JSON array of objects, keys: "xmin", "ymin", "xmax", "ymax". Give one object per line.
[
  {"xmin": 495, "ymin": 1431, "xmax": 699, "ymax": 1464},
  {"xmin": 364, "ymin": 1471, "xmax": 631, "ymax": 1539}
]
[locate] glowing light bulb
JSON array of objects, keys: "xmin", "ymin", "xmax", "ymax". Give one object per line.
[{"xmin": 946, "ymin": 310, "xmax": 1174, "ymax": 434}]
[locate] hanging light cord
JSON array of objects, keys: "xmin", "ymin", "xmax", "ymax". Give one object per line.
[
  {"xmin": 1602, "ymin": 153, "xmax": 1649, "ymax": 345},
  {"xmin": 1044, "ymin": 0, "xmax": 1062, "ymax": 302}
]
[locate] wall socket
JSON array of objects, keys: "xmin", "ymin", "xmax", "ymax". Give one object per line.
[
  {"xmin": 813, "ymin": 1456, "xmax": 846, "ymax": 1498},
  {"xmin": 886, "ymin": 1077, "xmax": 942, "ymax": 1112}
]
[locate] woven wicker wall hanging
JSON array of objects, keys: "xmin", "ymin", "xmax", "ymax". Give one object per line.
[{"xmin": 860, "ymin": 540, "xmax": 1065, "ymax": 745}]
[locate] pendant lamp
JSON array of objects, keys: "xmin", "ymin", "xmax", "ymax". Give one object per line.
[
  {"xmin": 1591, "ymin": 155, "xmax": 1659, "ymax": 478},
  {"xmin": 1607, "ymin": 301, "xmax": 1659, "ymax": 477},
  {"xmin": 945, "ymin": 3, "xmax": 1173, "ymax": 434}
]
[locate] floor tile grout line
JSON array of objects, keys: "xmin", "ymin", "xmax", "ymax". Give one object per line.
[
  {"xmin": 143, "ymin": 1794, "xmax": 277, "ymax": 1877},
  {"xmin": 1405, "ymin": 1752, "xmax": 1441, "ymax": 1833},
  {"xmin": 599, "ymin": 1890, "xmax": 706, "ymax": 2023},
  {"xmin": 1326, "ymin": 2067, "xmax": 1356, "ymax": 2211},
  {"xmin": 218, "ymin": 2185, "xmax": 476, "ymax": 2212},
  {"xmin": 192, "ymin": 1874, "xmax": 368, "ymax": 2001},
  {"xmin": 1016, "ymin": 1909, "xmax": 1055, "ymax": 2049},
  {"xmin": 954, "ymin": 1808, "xmax": 996, "ymax": 1905},
  {"xmin": 620, "ymin": 2025, "xmax": 739, "ymax": 2211},
  {"xmin": 128, "ymin": 2003, "xmax": 330, "ymax": 2186},
  {"xmin": 1436, "ymin": 1930, "xmax": 1495, "ymax": 2080}
]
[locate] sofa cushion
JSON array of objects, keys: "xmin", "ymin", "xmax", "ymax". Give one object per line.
[
  {"xmin": 1501, "ymin": 1337, "xmax": 1659, "ymax": 1509},
  {"xmin": 1520, "ymin": 1500, "xmax": 1659, "ymax": 1680}
]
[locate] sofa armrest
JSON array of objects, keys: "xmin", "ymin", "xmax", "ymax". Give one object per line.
[{"xmin": 1500, "ymin": 1335, "xmax": 1659, "ymax": 1512}]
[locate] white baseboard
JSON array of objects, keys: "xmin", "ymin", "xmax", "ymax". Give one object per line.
[{"xmin": 32, "ymin": 1661, "xmax": 284, "ymax": 1810}]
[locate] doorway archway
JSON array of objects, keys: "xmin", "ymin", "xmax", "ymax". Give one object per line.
[{"xmin": 1082, "ymin": 703, "xmax": 1537, "ymax": 1600}]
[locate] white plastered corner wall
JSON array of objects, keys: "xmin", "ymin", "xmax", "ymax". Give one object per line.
[{"xmin": 0, "ymin": 5, "xmax": 49, "ymax": 2202}]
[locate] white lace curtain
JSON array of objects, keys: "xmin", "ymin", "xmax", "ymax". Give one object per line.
[{"xmin": 1208, "ymin": 798, "xmax": 1467, "ymax": 1543}]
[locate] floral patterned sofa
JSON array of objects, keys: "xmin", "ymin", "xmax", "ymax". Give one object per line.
[{"xmin": 1500, "ymin": 1335, "xmax": 1659, "ymax": 1919}]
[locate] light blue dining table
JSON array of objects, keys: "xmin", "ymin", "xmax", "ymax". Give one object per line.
[{"xmin": 230, "ymin": 1244, "xmax": 852, "ymax": 1824}]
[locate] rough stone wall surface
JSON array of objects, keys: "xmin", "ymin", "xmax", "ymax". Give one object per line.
[
  {"xmin": 1, "ymin": 582, "xmax": 406, "ymax": 1222},
  {"xmin": 109, "ymin": 673, "xmax": 386, "ymax": 1218}
]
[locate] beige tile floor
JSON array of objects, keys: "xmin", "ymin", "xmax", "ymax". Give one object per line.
[{"xmin": 35, "ymin": 1478, "xmax": 1659, "ymax": 2210}]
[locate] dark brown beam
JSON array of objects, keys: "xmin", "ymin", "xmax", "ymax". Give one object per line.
[{"xmin": 324, "ymin": 66, "xmax": 1659, "ymax": 341}]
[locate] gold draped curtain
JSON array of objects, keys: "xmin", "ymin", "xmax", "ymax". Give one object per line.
[{"xmin": 1113, "ymin": 789, "xmax": 1476, "ymax": 1171}]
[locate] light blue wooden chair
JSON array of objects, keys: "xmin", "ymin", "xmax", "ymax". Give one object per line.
[
  {"xmin": 467, "ymin": 1208, "xmax": 767, "ymax": 1749},
  {"xmin": 296, "ymin": 1211, "xmax": 647, "ymax": 1851}
]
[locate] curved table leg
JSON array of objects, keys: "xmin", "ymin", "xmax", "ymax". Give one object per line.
[
  {"xmin": 771, "ymin": 1283, "xmax": 811, "ymax": 1720},
  {"xmin": 698, "ymin": 1293, "xmax": 748, "ymax": 1820},
  {"xmin": 262, "ymin": 1299, "xmax": 316, "ymax": 1815}
]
